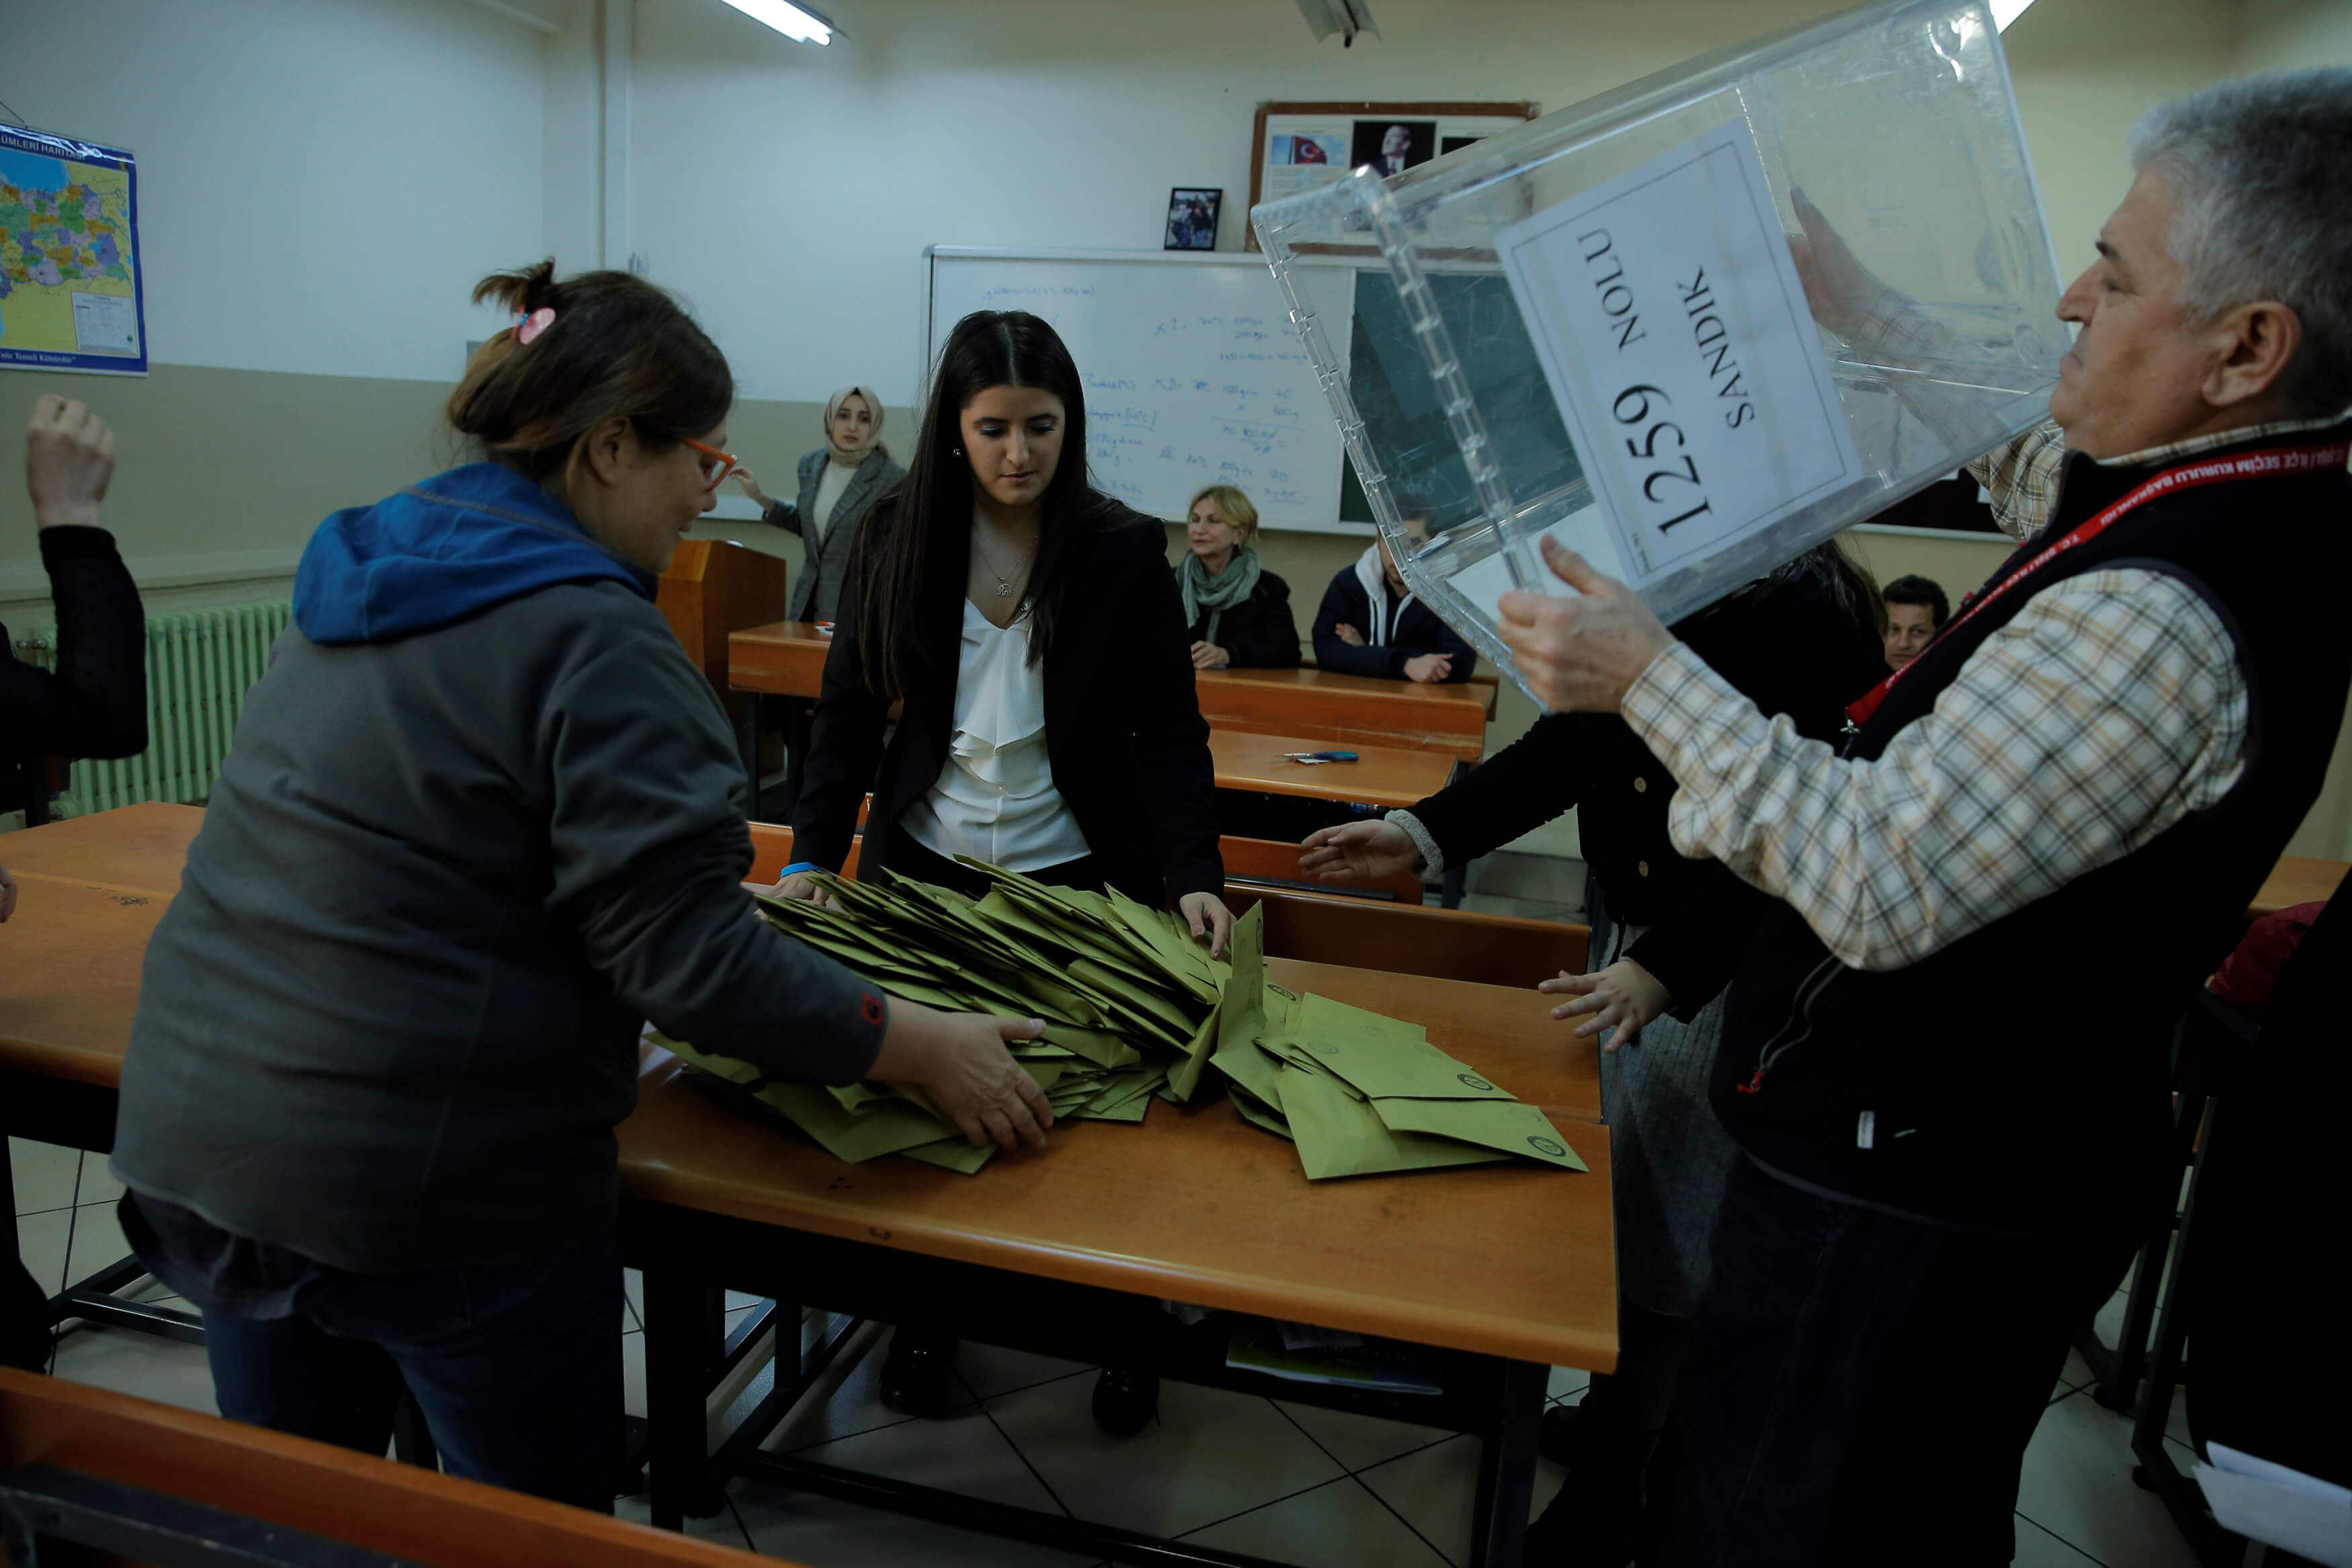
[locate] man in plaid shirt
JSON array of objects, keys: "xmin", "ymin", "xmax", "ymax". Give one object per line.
[{"xmin": 1499, "ymin": 71, "xmax": 2352, "ymax": 1565}]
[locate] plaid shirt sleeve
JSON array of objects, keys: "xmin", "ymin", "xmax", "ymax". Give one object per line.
[
  {"xmin": 1620, "ymin": 569, "xmax": 2249, "ymax": 971},
  {"xmin": 1849, "ymin": 286, "xmax": 2068, "ymax": 541}
]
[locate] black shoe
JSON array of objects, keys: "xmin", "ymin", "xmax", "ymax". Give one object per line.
[
  {"xmin": 878, "ymin": 1333, "xmax": 959, "ymax": 1417},
  {"xmin": 1090, "ymin": 1366, "xmax": 1159, "ymax": 1436},
  {"xmin": 1538, "ymin": 1401, "xmax": 1583, "ymax": 1467}
]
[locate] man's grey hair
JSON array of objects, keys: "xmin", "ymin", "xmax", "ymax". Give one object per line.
[{"xmin": 2129, "ymin": 68, "xmax": 2352, "ymax": 416}]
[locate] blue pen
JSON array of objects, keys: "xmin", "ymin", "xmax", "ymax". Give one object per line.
[{"xmin": 1282, "ymin": 750, "xmax": 1359, "ymax": 764}]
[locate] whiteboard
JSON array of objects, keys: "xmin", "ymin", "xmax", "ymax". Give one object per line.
[{"xmin": 927, "ymin": 248, "xmax": 1363, "ymax": 533}]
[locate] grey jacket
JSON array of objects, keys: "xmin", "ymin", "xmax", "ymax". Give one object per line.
[
  {"xmin": 767, "ymin": 447, "xmax": 903, "ymax": 622},
  {"xmin": 112, "ymin": 580, "xmax": 887, "ymax": 1276}
]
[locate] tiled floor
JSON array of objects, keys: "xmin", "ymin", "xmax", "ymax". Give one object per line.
[{"xmin": 15, "ymin": 1136, "xmax": 2214, "ymax": 1567}]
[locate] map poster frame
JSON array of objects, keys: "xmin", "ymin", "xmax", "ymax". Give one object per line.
[{"xmin": 0, "ymin": 123, "xmax": 148, "ymax": 378}]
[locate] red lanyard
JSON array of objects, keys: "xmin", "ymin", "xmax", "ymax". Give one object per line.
[{"xmin": 1845, "ymin": 439, "xmax": 2349, "ymax": 730}]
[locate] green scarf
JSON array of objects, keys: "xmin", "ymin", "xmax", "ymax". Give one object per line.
[{"xmin": 1178, "ymin": 546, "xmax": 1263, "ymax": 644}]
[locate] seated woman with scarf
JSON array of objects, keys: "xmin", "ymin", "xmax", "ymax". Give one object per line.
[
  {"xmin": 1312, "ymin": 506, "xmax": 1476, "ymax": 683},
  {"xmin": 1175, "ymin": 485, "xmax": 1299, "ymax": 668}
]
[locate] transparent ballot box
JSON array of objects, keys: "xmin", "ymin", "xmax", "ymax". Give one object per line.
[{"xmin": 1252, "ymin": 0, "xmax": 2064, "ymax": 701}]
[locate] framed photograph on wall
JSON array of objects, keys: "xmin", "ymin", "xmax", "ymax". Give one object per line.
[
  {"xmin": 1165, "ymin": 187, "xmax": 1223, "ymax": 251},
  {"xmin": 1249, "ymin": 101, "xmax": 1538, "ymax": 249}
]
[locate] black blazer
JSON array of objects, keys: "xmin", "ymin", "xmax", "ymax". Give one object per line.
[
  {"xmin": 1183, "ymin": 570, "xmax": 1302, "ymax": 668},
  {"xmin": 1409, "ymin": 573, "xmax": 1881, "ymax": 1012},
  {"xmin": 794, "ymin": 501, "xmax": 1224, "ymax": 905}
]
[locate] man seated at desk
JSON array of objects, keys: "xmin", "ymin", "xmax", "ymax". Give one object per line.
[{"xmin": 1312, "ymin": 504, "xmax": 1477, "ymax": 683}]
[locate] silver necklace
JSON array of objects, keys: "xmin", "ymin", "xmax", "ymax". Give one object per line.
[{"xmin": 973, "ymin": 533, "xmax": 1032, "ymax": 599}]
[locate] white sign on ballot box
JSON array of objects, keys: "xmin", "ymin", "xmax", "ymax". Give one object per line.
[{"xmin": 1497, "ymin": 122, "xmax": 1863, "ymax": 587}]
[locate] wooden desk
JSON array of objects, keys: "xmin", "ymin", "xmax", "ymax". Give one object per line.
[
  {"xmin": 726, "ymin": 620, "xmax": 833, "ymax": 699},
  {"xmin": 0, "ymin": 1368, "xmax": 773, "ymax": 1567},
  {"xmin": 0, "ymin": 799, "xmax": 196, "ymax": 902},
  {"xmin": 658, "ymin": 539, "xmax": 788, "ymax": 695},
  {"xmin": 3, "ymin": 805, "xmax": 1608, "ymax": 1567},
  {"xmin": 1197, "ymin": 666, "xmax": 1488, "ymax": 759},
  {"xmin": 2247, "ymin": 855, "xmax": 2347, "ymax": 920},
  {"xmin": 1210, "ymin": 728, "xmax": 1456, "ymax": 812}
]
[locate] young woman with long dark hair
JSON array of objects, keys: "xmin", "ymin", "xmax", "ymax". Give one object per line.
[
  {"xmin": 784, "ymin": 309, "xmax": 1230, "ymax": 1420},
  {"xmin": 784, "ymin": 310, "xmax": 1228, "ymax": 937}
]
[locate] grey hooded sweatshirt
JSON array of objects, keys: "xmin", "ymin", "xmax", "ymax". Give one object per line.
[{"xmin": 111, "ymin": 464, "xmax": 886, "ymax": 1276}]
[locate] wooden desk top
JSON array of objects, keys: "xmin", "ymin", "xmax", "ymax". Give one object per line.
[
  {"xmin": 0, "ymin": 801, "xmax": 198, "ymax": 899},
  {"xmin": 2246, "ymin": 856, "xmax": 2347, "ymax": 920},
  {"xmin": 1195, "ymin": 666, "xmax": 1488, "ymax": 759},
  {"xmin": 0, "ymin": 1368, "xmax": 775, "ymax": 1567},
  {"xmin": 3, "ymin": 804, "xmax": 1614, "ymax": 1370},
  {"xmin": 1, "ymin": 804, "xmax": 192, "ymax": 1087},
  {"xmin": 728, "ymin": 619, "xmax": 833, "ymax": 699},
  {"xmin": 1210, "ymin": 730, "xmax": 1454, "ymax": 812},
  {"xmin": 619, "ymin": 947, "xmax": 1616, "ymax": 1370}
]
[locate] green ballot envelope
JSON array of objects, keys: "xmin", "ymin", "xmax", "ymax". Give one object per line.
[
  {"xmin": 1284, "ymin": 1035, "xmax": 1519, "ymax": 1104},
  {"xmin": 1278, "ymin": 1062, "xmax": 1513, "ymax": 1180},
  {"xmin": 1371, "ymin": 1097, "xmax": 1589, "ymax": 1172},
  {"xmin": 664, "ymin": 865, "xmax": 1585, "ymax": 1186}
]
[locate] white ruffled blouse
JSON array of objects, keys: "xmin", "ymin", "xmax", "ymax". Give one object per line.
[{"xmin": 899, "ymin": 599, "xmax": 1093, "ymax": 872}]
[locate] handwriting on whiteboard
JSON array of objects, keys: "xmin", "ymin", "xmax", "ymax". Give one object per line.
[{"xmin": 936, "ymin": 259, "xmax": 1345, "ymax": 525}]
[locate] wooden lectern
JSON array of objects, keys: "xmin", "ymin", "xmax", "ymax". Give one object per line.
[{"xmin": 657, "ymin": 539, "xmax": 788, "ymax": 693}]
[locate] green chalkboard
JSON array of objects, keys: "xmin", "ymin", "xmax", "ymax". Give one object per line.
[{"xmin": 1339, "ymin": 269, "xmax": 1583, "ymax": 525}]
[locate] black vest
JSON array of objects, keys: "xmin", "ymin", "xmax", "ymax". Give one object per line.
[{"xmin": 1713, "ymin": 421, "xmax": 2352, "ymax": 1231}]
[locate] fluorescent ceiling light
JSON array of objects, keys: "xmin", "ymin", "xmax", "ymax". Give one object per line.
[
  {"xmin": 715, "ymin": 0, "xmax": 836, "ymax": 44},
  {"xmin": 1991, "ymin": 0, "xmax": 2037, "ymax": 29},
  {"xmin": 1296, "ymin": 0, "xmax": 1379, "ymax": 46}
]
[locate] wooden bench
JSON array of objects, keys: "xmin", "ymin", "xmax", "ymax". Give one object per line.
[
  {"xmin": 726, "ymin": 620, "xmax": 833, "ymax": 700},
  {"xmin": 0, "ymin": 1367, "xmax": 778, "ymax": 1566},
  {"xmin": 1195, "ymin": 666, "xmax": 1488, "ymax": 759}
]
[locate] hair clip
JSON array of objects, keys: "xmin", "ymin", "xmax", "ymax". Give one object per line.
[{"xmin": 515, "ymin": 307, "xmax": 556, "ymax": 345}]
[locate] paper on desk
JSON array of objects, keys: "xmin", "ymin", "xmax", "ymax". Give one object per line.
[
  {"xmin": 1231, "ymin": 1088, "xmax": 1295, "ymax": 1141},
  {"xmin": 900, "ymin": 1137, "xmax": 998, "ymax": 1174},
  {"xmin": 1278, "ymin": 1060, "xmax": 1513, "ymax": 1180},
  {"xmin": 1371, "ymin": 1097, "xmax": 1589, "ymax": 1172},
  {"xmin": 653, "ymin": 1033, "xmax": 764, "ymax": 1086},
  {"xmin": 751, "ymin": 1080, "xmax": 958, "ymax": 1164},
  {"xmin": 1285, "ymin": 1034, "xmax": 1519, "ymax": 1103},
  {"xmin": 1293, "ymin": 992, "xmax": 1427, "ymax": 1049},
  {"xmin": 2195, "ymin": 1444, "xmax": 2352, "ymax": 1567}
]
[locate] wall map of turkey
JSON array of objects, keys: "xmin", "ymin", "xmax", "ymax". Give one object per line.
[{"xmin": 0, "ymin": 125, "xmax": 148, "ymax": 376}]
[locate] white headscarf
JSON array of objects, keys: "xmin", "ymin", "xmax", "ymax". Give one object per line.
[{"xmin": 823, "ymin": 385, "xmax": 888, "ymax": 465}]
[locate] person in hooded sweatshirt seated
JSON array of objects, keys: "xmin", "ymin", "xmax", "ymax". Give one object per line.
[{"xmin": 1312, "ymin": 505, "xmax": 1476, "ymax": 683}]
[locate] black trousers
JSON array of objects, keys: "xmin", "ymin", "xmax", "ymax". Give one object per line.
[{"xmin": 1648, "ymin": 1156, "xmax": 2142, "ymax": 1567}]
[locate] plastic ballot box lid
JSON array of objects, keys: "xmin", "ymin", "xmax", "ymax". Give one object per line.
[{"xmin": 1251, "ymin": 0, "xmax": 2064, "ymax": 703}]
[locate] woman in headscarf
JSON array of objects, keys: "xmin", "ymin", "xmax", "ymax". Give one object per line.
[{"xmin": 731, "ymin": 385, "xmax": 905, "ymax": 623}]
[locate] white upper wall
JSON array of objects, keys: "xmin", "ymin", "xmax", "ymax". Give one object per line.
[
  {"xmin": 3, "ymin": 0, "xmax": 550, "ymax": 382},
  {"xmin": 625, "ymin": 0, "xmax": 1861, "ymax": 406},
  {"xmin": 11, "ymin": 0, "xmax": 2322, "ymax": 402},
  {"xmin": 2236, "ymin": 0, "xmax": 2352, "ymax": 71},
  {"xmin": 621, "ymin": 0, "xmax": 2257, "ymax": 410}
]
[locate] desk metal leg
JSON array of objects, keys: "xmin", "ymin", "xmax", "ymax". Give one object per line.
[{"xmin": 1468, "ymin": 1358, "xmax": 1545, "ymax": 1568}]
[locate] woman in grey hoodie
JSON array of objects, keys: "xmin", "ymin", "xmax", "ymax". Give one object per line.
[{"xmin": 108, "ymin": 261, "xmax": 1053, "ymax": 1511}]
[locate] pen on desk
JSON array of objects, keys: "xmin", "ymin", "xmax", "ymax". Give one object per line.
[{"xmin": 1282, "ymin": 750, "xmax": 1359, "ymax": 764}]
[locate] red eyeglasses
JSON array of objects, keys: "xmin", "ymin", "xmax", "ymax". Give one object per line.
[{"xmin": 681, "ymin": 437, "xmax": 740, "ymax": 488}]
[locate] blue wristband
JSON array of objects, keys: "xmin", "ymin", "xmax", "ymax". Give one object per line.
[{"xmin": 778, "ymin": 861, "xmax": 825, "ymax": 879}]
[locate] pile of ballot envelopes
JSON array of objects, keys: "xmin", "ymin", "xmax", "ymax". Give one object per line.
[{"xmin": 653, "ymin": 859, "xmax": 1587, "ymax": 1179}]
